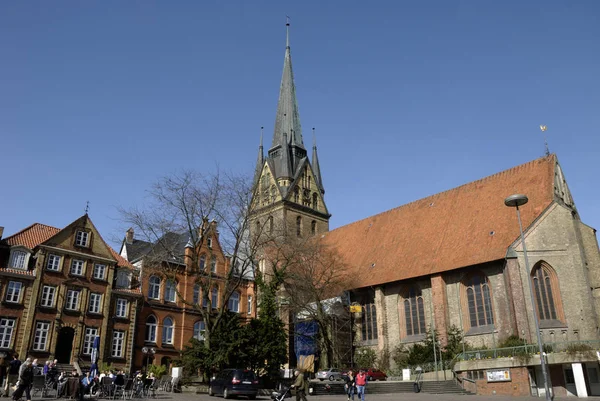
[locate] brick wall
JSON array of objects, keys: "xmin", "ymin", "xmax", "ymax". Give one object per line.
[{"xmin": 462, "ymin": 367, "xmax": 531, "ymax": 396}]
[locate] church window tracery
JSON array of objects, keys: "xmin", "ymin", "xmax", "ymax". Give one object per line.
[
  {"xmin": 532, "ymin": 261, "xmax": 564, "ymax": 325},
  {"xmin": 401, "ymin": 287, "xmax": 426, "ymax": 337},
  {"xmin": 462, "ymin": 272, "xmax": 494, "ymax": 331}
]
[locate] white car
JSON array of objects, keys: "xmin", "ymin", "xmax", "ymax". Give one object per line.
[{"xmin": 316, "ymin": 368, "xmax": 343, "ymax": 381}]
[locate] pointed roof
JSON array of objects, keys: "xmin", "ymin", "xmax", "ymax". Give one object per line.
[
  {"xmin": 271, "ymin": 21, "xmax": 304, "ymax": 150},
  {"xmin": 2, "ymin": 219, "xmax": 132, "ymax": 268},
  {"xmin": 312, "ymin": 130, "xmax": 324, "ymax": 194},
  {"xmin": 322, "ymin": 155, "xmax": 558, "ymax": 288},
  {"xmin": 279, "ymin": 132, "xmax": 292, "ymax": 178}
]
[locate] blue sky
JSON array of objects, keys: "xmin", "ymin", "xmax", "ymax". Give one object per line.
[{"xmin": 1, "ymin": 1, "xmax": 599, "ymax": 248}]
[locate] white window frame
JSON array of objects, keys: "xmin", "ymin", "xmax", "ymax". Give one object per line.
[
  {"xmin": 193, "ymin": 321, "xmax": 205, "ymax": 341},
  {"xmin": 83, "ymin": 327, "xmax": 98, "ymax": 355},
  {"xmin": 145, "ymin": 316, "xmax": 157, "ymax": 343},
  {"xmin": 164, "ymin": 280, "xmax": 177, "ymax": 303},
  {"xmin": 162, "ymin": 318, "xmax": 174, "ymax": 345},
  {"xmin": 116, "ymin": 298, "xmax": 128, "ymax": 318},
  {"xmin": 211, "ymin": 288, "xmax": 218, "ymax": 309},
  {"xmin": 193, "ymin": 285, "xmax": 200, "ymax": 305},
  {"xmin": 247, "ymin": 295, "xmax": 253, "ymax": 315},
  {"xmin": 0, "ymin": 318, "xmax": 16, "ymax": 348},
  {"xmin": 70, "ymin": 259, "xmax": 84, "ymax": 276},
  {"xmin": 9, "ymin": 250, "xmax": 28, "ymax": 270},
  {"xmin": 46, "ymin": 254, "xmax": 61, "ymax": 271},
  {"xmin": 33, "ymin": 321, "xmax": 50, "ymax": 351},
  {"xmin": 65, "ymin": 289, "xmax": 81, "ymax": 311},
  {"xmin": 88, "ymin": 293, "xmax": 102, "ymax": 314},
  {"xmin": 148, "ymin": 276, "xmax": 161, "ymax": 300},
  {"xmin": 228, "ymin": 292, "xmax": 240, "ymax": 313},
  {"xmin": 40, "ymin": 285, "xmax": 56, "ymax": 308},
  {"xmin": 93, "ymin": 264, "xmax": 106, "ymax": 280},
  {"xmin": 75, "ymin": 231, "xmax": 90, "ymax": 247},
  {"xmin": 5, "ymin": 281, "xmax": 23, "ymax": 303},
  {"xmin": 210, "ymin": 256, "xmax": 217, "ymax": 273},
  {"xmin": 111, "ymin": 331, "xmax": 125, "ymax": 358}
]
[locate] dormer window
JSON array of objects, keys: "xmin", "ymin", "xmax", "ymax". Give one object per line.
[
  {"xmin": 9, "ymin": 250, "xmax": 28, "ymax": 270},
  {"xmin": 75, "ymin": 231, "xmax": 90, "ymax": 247}
]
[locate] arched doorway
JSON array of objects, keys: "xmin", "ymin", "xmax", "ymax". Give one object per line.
[{"xmin": 55, "ymin": 327, "xmax": 75, "ymax": 363}]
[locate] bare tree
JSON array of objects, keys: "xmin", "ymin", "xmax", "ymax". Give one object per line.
[
  {"xmin": 257, "ymin": 234, "xmax": 358, "ymax": 369},
  {"xmin": 119, "ymin": 170, "xmax": 264, "ymax": 352}
]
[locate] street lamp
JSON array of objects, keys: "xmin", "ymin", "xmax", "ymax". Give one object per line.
[
  {"xmin": 142, "ymin": 347, "xmax": 156, "ymax": 373},
  {"xmin": 504, "ymin": 194, "xmax": 552, "ymax": 401}
]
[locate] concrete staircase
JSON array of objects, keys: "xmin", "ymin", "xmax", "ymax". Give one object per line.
[{"xmin": 308, "ymin": 380, "xmax": 473, "ymax": 396}]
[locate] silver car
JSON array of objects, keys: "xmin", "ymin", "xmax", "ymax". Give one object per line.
[{"xmin": 316, "ymin": 368, "xmax": 343, "ymax": 381}]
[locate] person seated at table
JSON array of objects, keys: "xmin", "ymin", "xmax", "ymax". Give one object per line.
[{"xmin": 114, "ymin": 370, "xmax": 125, "ymax": 387}]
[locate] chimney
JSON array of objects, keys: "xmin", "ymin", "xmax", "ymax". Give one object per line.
[
  {"xmin": 125, "ymin": 228, "xmax": 134, "ymax": 244},
  {"xmin": 0, "ymin": 227, "xmax": 4, "ymax": 240}
]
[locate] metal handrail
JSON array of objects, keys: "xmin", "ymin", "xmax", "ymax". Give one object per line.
[
  {"xmin": 456, "ymin": 339, "xmax": 600, "ymax": 361},
  {"xmin": 461, "ymin": 377, "xmax": 477, "ymax": 393}
]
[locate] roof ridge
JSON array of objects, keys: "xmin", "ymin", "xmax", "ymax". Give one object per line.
[
  {"xmin": 326, "ymin": 154, "xmax": 555, "ymax": 236},
  {"xmin": 4, "ymin": 222, "xmax": 60, "ymax": 241}
]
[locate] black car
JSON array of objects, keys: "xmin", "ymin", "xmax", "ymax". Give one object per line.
[{"xmin": 209, "ymin": 369, "xmax": 259, "ymax": 399}]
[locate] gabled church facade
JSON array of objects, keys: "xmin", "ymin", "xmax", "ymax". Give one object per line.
[{"xmin": 250, "ymin": 23, "xmax": 600, "ymax": 398}]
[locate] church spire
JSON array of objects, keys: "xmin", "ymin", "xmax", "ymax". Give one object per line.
[
  {"xmin": 312, "ymin": 128, "xmax": 325, "ymax": 194},
  {"xmin": 253, "ymin": 127, "xmax": 264, "ymax": 187},
  {"xmin": 271, "ymin": 18, "xmax": 304, "ymax": 151}
]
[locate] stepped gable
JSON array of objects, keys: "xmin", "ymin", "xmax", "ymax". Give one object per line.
[{"xmin": 322, "ymin": 155, "xmax": 556, "ymax": 288}]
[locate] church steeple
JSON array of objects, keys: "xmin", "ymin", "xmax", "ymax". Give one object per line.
[
  {"xmin": 253, "ymin": 127, "xmax": 264, "ymax": 186},
  {"xmin": 269, "ymin": 19, "xmax": 307, "ymax": 183},
  {"xmin": 272, "ymin": 19, "xmax": 304, "ymax": 150},
  {"xmin": 312, "ymin": 128, "xmax": 325, "ymax": 194}
]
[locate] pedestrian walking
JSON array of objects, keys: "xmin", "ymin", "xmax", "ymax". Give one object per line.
[
  {"xmin": 5, "ymin": 353, "xmax": 21, "ymax": 397},
  {"xmin": 355, "ymin": 369, "xmax": 367, "ymax": 401},
  {"xmin": 11, "ymin": 359, "xmax": 33, "ymax": 401},
  {"xmin": 0, "ymin": 357, "xmax": 7, "ymax": 397},
  {"xmin": 291, "ymin": 369, "xmax": 308, "ymax": 401},
  {"xmin": 344, "ymin": 370, "xmax": 356, "ymax": 401}
]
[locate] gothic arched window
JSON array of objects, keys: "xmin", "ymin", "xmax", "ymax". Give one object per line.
[
  {"xmin": 294, "ymin": 187, "xmax": 300, "ymax": 203},
  {"xmin": 532, "ymin": 262, "xmax": 563, "ymax": 323},
  {"xmin": 199, "ymin": 254, "xmax": 206, "ymax": 271},
  {"xmin": 193, "ymin": 321, "xmax": 205, "ymax": 341},
  {"xmin": 162, "ymin": 317, "xmax": 174, "ymax": 344},
  {"xmin": 268, "ymin": 216, "xmax": 274, "ymax": 234},
  {"xmin": 463, "ymin": 273, "xmax": 494, "ymax": 329},
  {"xmin": 402, "ymin": 287, "xmax": 426, "ymax": 337},
  {"xmin": 145, "ymin": 315, "xmax": 157, "ymax": 343}
]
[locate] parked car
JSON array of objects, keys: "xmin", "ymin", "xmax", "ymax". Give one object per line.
[
  {"xmin": 316, "ymin": 368, "xmax": 343, "ymax": 381},
  {"xmin": 362, "ymin": 368, "xmax": 387, "ymax": 381},
  {"xmin": 209, "ymin": 369, "xmax": 259, "ymax": 399}
]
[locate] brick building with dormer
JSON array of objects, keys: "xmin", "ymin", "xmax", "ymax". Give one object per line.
[{"xmin": 0, "ymin": 214, "xmax": 141, "ymax": 372}]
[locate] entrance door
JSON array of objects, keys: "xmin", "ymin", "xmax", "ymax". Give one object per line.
[{"xmin": 55, "ymin": 327, "xmax": 75, "ymax": 363}]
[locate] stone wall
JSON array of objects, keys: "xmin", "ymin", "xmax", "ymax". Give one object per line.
[{"xmin": 461, "ymin": 367, "xmax": 531, "ymax": 396}]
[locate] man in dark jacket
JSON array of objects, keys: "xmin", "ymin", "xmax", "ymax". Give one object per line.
[
  {"xmin": 5, "ymin": 353, "xmax": 21, "ymax": 398},
  {"xmin": 12, "ymin": 359, "xmax": 33, "ymax": 401}
]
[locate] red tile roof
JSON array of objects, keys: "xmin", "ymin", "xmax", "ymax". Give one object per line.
[
  {"xmin": 110, "ymin": 247, "xmax": 134, "ymax": 269},
  {"xmin": 4, "ymin": 223, "xmax": 60, "ymax": 250},
  {"xmin": 322, "ymin": 155, "xmax": 556, "ymax": 288},
  {"xmin": 4, "ymin": 222, "xmax": 132, "ymax": 268}
]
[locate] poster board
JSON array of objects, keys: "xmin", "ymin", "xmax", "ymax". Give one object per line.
[{"xmin": 486, "ymin": 369, "xmax": 511, "ymax": 382}]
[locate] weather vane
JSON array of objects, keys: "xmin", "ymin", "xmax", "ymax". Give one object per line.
[
  {"xmin": 85, "ymin": 201, "xmax": 90, "ymax": 214},
  {"xmin": 540, "ymin": 125, "xmax": 549, "ymax": 157}
]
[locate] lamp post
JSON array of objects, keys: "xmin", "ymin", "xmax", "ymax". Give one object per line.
[
  {"xmin": 504, "ymin": 194, "xmax": 552, "ymax": 401},
  {"xmin": 142, "ymin": 347, "xmax": 155, "ymax": 374}
]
